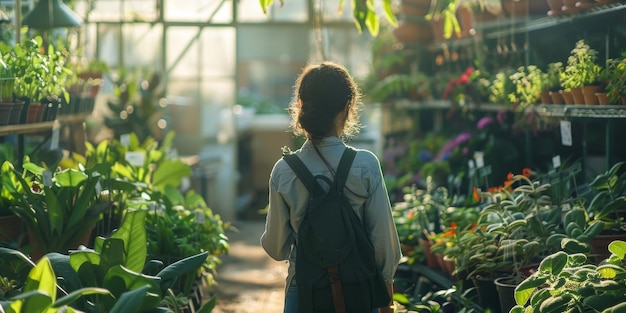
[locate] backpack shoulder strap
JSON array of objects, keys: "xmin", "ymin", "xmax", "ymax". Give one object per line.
[
  {"xmin": 334, "ymin": 147, "xmax": 357, "ymax": 191},
  {"xmin": 283, "ymin": 153, "xmax": 317, "ymax": 195}
]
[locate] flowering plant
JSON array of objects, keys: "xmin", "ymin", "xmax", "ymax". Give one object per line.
[
  {"xmin": 442, "ymin": 67, "xmax": 475, "ymax": 103},
  {"xmin": 605, "ymin": 57, "xmax": 626, "ymax": 104}
]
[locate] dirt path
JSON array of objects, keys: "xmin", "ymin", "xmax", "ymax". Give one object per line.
[{"xmin": 210, "ymin": 220, "xmax": 288, "ymax": 313}]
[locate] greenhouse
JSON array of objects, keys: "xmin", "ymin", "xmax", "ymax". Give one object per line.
[{"xmin": 1, "ymin": 0, "xmax": 626, "ymax": 312}]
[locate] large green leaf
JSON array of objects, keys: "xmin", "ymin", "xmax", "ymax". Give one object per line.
[
  {"xmin": 539, "ymin": 251, "xmax": 568, "ymax": 274},
  {"xmin": 608, "ymin": 240, "xmax": 626, "ymax": 259},
  {"xmin": 100, "ymin": 238, "xmax": 126, "ymax": 270},
  {"xmin": 48, "ymin": 253, "xmax": 82, "ymax": 296},
  {"xmin": 24, "ymin": 257, "xmax": 57, "ymax": 300},
  {"xmin": 70, "ymin": 250, "xmax": 102, "ymax": 288},
  {"xmin": 151, "ymin": 160, "xmax": 191, "ymax": 190},
  {"xmin": 52, "ymin": 288, "xmax": 113, "ymax": 308},
  {"xmin": 196, "ymin": 294, "xmax": 218, "ymax": 313},
  {"xmin": 156, "ymin": 251, "xmax": 209, "ymax": 293},
  {"xmin": 42, "ymin": 186, "xmax": 63, "ymax": 237},
  {"xmin": 54, "ymin": 169, "xmax": 88, "ymax": 187},
  {"xmin": 110, "ymin": 209, "xmax": 148, "ymax": 272},
  {"xmin": 108, "ymin": 285, "xmax": 149, "ymax": 313},
  {"xmin": 8, "ymin": 291, "xmax": 52, "ymax": 313},
  {"xmin": 102, "ymin": 266, "xmax": 161, "ymax": 309},
  {"xmin": 514, "ymin": 275, "xmax": 546, "ymax": 306}
]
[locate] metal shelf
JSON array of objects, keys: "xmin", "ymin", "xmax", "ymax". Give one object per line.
[
  {"xmin": 484, "ymin": 2, "xmax": 626, "ymax": 39},
  {"xmin": 534, "ymin": 104, "xmax": 626, "ymax": 119}
]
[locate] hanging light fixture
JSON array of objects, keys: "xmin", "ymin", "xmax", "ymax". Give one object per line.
[{"xmin": 22, "ymin": 0, "xmax": 83, "ymax": 29}]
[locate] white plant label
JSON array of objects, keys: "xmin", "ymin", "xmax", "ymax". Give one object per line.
[
  {"xmin": 552, "ymin": 155, "xmax": 561, "ymax": 169},
  {"xmin": 474, "ymin": 151, "xmax": 485, "ymax": 168},
  {"xmin": 50, "ymin": 125, "xmax": 60, "ymax": 150},
  {"xmin": 560, "ymin": 120, "xmax": 572, "ymax": 146},
  {"xmin": 195, "ymin": 210, "xmax": 205, "ymax": 224},
  {"xmin": 120, "ymin": 133, "xmax": 131, "ymax": 147},
  {"xmin": 125, "ymin": 151, "xmax": 145, "ymax": 166},
  {"xmin": 42, "ymin": 170, "xmax": 53, "ymax": 187}
]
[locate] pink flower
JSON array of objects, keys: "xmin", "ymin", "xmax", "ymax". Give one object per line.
[{"xmin": 477, "ymin": 116, "xmax": 494, "ymax": 130}]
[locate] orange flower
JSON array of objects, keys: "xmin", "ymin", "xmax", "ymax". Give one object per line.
[
  {"xmin": 441, "ymin": 229, "xmax": 455, "ymax": 238},
  {"xmin": 473, "ymin": 186, "xmax": 480, "ymax": 202},
  {"xmin": 507, "ymin": 172, "xmax": 513, "ymax": 180},
  {"xmin": 522, "ymin": 167, "xmax": 531, "ymax": 178},
  {"xmin": 451, "ymin": 221, "xmax": 457, "ymax": 230}
]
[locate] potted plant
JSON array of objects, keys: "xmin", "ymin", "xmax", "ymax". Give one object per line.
[
  {"xmin": 145, "ymin": 185, "xmax": 230, "ymax": 297},
  {"xmin": 561, "ymin": 39, "xmax": 603, "ymax": 105},
  {"xmin": 4, "ymin": 158, "xmax": 118, "ymax": 260},
  {"xmin": 488, "ymin": 68, "xmax": 516, "ymax": 106},
  {"xmin": 584, "ymin": 161, "xmax": 626, "ymax": 262},
  {"xmin": 604, "ymin": 57, "xmax": 626, "ymax": 105},
  {"xmin": 508, "ymin": 65, "xmax": 545, "ymax": 111},
  {"xmin": 544, "ymin": 62, "xmax": 564, "ymax": 104},
  {"xmin": 0, "ymin": 208, "xmax": 219, "ymax": 312},
  {"xmin": 512, "ymin": 240, "xmax": 626, "ymax": 313},
  {"xmin": 368, "ymin": 71, "xmax": 431, "ymax": 103}
]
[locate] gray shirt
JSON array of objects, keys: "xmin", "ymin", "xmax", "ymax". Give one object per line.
[{"xmin": 260, "ymin": 136, "xmax": 402, "ymax": 292}]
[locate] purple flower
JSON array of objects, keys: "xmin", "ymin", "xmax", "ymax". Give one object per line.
[
  {"xmin": 454, "ymin": 132, "xmax": 472, "ymax": 146},
  {"xmin": 440, "ymin": 151, "xmax": 452, "ymax": 161},
  {"xmin": 497, "ymin": 110, "xmax": 506, "ymax": 125},
  {"xmin": 462, "ymin": 147, "xmax": 469, "ymax": 156},
  {"xmin": 477, "ymin": 116, "xmax": 494, "ymax": 130},
  {"xmin": 419, "ymin": 150, "xmax": 434, "ymax": 163}
]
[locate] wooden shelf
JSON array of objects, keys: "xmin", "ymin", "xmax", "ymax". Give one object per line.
[
  {"xmin": 0, "ymin": 114, "xmax": 91, "ymax": 137},
  {"xmin": 0, "ymin": 121, "xmax": 55, "ymax": 136}
]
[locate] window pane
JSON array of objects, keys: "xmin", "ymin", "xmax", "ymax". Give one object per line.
[
  {"xmin": 124, "ymin": 0, "xmax": 158, "ymax": 22},
  {"xmin": 237, "ymin": 25, "xmax": 309, "ymax": 111},
  {"xmin": 79, "ymin": 0, "xmax": 122, "ymax": 21},
  {"xmin": 166, "ymin": 27, "xmax": 235, "ymax": 78},
  {"xmin": 122, "ymin": 24, "xmax": 162, "ymax": 67},
  {"xmin": 96, "ymin": 24, "xmax": 122, "ymax": 68},
  {"xmin": 237, "ymin": 0, "xmax": 307, "ymax": 22},
  {"xmin": 165, "ymin": 0, "xmax": 232, "ymax": 23}
]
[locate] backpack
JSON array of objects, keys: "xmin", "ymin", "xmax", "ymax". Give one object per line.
[{"xmin": 283, "ymin": 147, "xmax": 390, "ymax": 313}]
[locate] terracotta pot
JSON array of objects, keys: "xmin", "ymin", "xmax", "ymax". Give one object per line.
[
  {"xmin": 570, "ymin": 86, "xmax": 585, "ymax": 104},
  {"xmin": 443, "ymin": 255, "xmax": 457, "ymax": 279},
  {"xmin": 27, "ymin": 226, "xmax": 94, "ymax": 261},
  {"xmin": 550, "ymin": 90, "xmax": 565, "ymax": 104},
  {"xmin": 457, "ymin": 5, "xmax": 474, "ymax": 38},
  {"xmin": 503, "ymin": 0, "xmax": 550, "ymax": 17},
  {"xmin": 590, "ymin": 233, "xmax": 626, "ymax": 264},
  {"xmin": 419, "ymin": 238, "xmax": 441, "ymax": 270},
  {"xmin": 582, "ymin": 85, "xmax": 600, "ymax": 105},
  {"xmin": 27, "ymin": 102, "xmax": 45, "ymax": 123},
  {"xmin": 8, "ymin": 100, "xmax": 25, "ymax": 125},
  {"xmin": 596, "ymin": 92, "xmax": 610, "ymax": 105},
  {"xmin": 0, "ymin": 214, "xmax": 23, "ymax": 244},
  {"xmin": 430, "ymin": 18, "xmax": 446, "ymax": 42},
  {"xmin": 393, "ymin": 20, "xmax": 433, "ymax": 44},
  {"xmin": 0, "ymin": 102, "xmax": 12, "ymax": 125},
  {"xmin": 400, "ymin": 0, "xmax": 431, "ymax": 17},
  {"xmin": 540, "ymin": 91, "xmax": 552, "ymax": 104},
  {"xmin": 547, "ymin": 0, "xmax": 564, "ymax": 15},
  {"xmin": 562, "ymin": 0, "xmax": 582, "ymax": 13},
  {"xmin": 560, "ymin": 89, "xmax": 575, "ymax": 104}
]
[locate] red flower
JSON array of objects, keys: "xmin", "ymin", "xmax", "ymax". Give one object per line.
[
  {"xmin": 473, "ymin": 187, "xmax": 480, "ymax": 202},
  {"xmin": 522, "ymin": 168, "xmax": 532, "ymax": 178}
]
